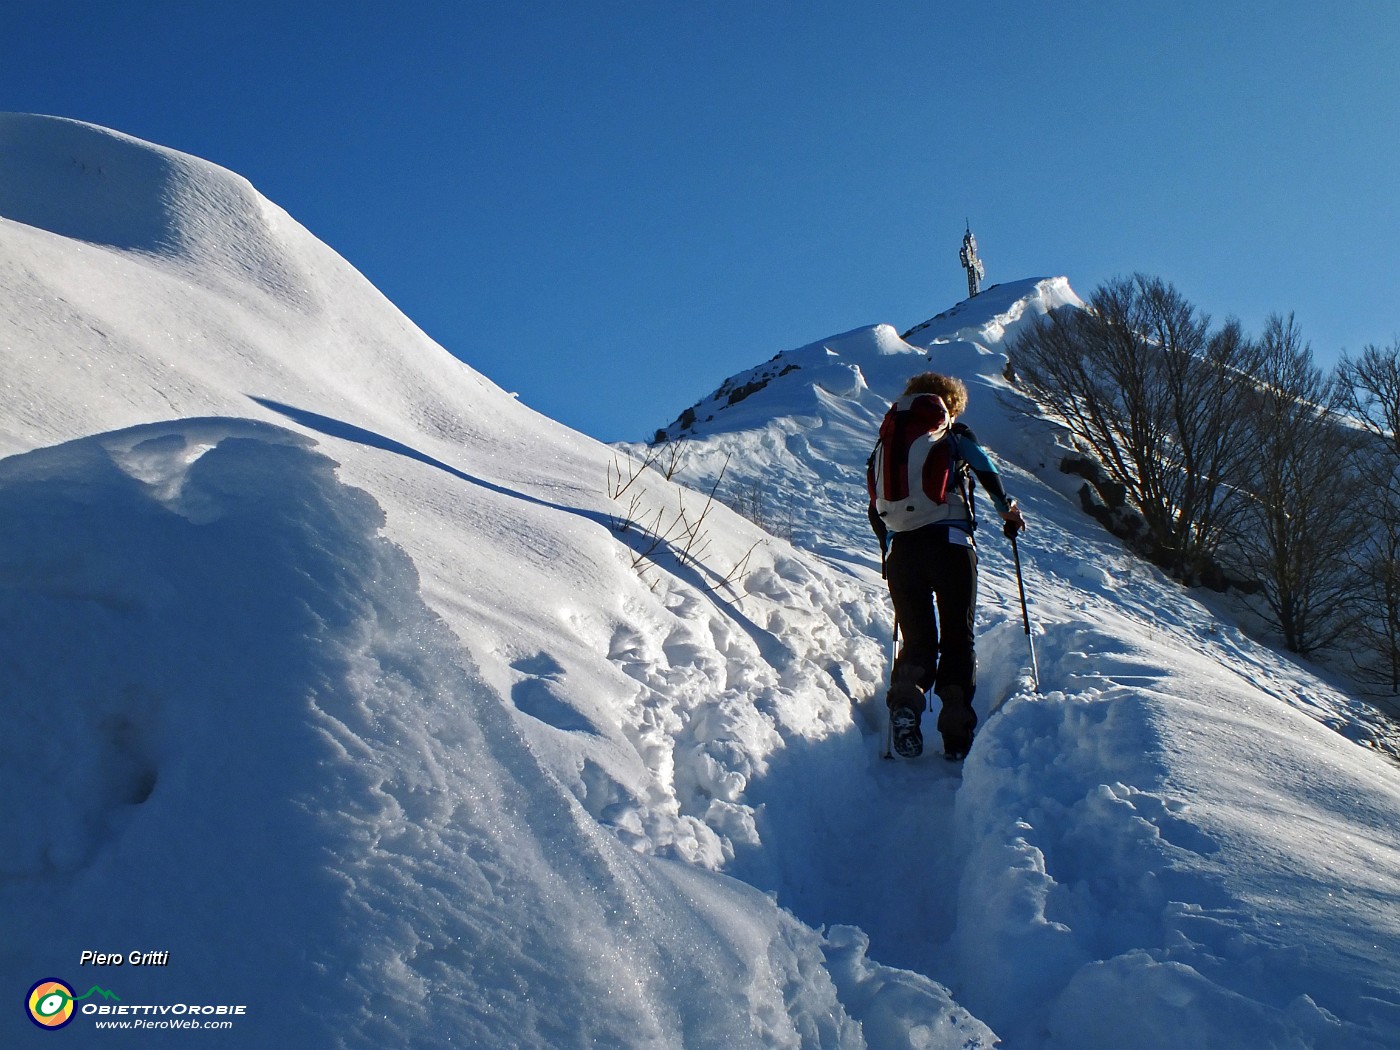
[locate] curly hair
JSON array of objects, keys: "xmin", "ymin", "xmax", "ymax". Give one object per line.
[{"xmin": 902, "ymin": 372, "xmax": 968, "ymax": 416}]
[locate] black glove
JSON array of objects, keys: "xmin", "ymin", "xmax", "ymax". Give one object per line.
[{"xmin": 1002, "ymin": 506, "xmax": 1025, "ymax": 540}]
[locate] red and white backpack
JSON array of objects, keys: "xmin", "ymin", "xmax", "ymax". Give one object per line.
[{"xmin": 866, "ymin": 393, "xmax": 967, "ymax": 532}]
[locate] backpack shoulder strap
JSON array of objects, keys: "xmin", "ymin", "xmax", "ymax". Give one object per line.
[{"xmin": 949, "ymin": 429, "xmax": 979, "ymax": 531}]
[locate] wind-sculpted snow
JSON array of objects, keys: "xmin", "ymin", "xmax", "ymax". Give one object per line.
[
  {"xmin": 0, "ymin": 113, "xmax": 310, "ymax": 305},
  {"xmin": 957, "ymin": 638, "xmax": 1400, "ymax": 1049},
  {"xmin": 0, "ymin": 419, "xmax": 976, "ymax": 1047}
]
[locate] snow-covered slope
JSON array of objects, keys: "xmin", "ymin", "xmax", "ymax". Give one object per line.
[
  {"xmin": 4, "ymin": 114, "xmax": 1400, "ymax": 1050},
  {"xmin": 0, "ymin": 114, "xmax": 980, "ymax": 1048}
]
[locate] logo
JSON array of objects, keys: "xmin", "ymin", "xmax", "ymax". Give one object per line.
[
  {"xmin": 27, "ymin": 979, "xmax": 75, "ymax": 1030},
  {"xmin": 26, "ymin": 980, "xmax": 120, "ymax": 1030}
]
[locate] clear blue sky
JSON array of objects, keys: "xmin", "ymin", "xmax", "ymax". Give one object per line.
[{"xmin": 5, "ymin": 2, "xmax": 1399, "ymax": 440}]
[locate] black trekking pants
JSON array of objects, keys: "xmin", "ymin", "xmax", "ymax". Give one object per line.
[{"xmin": 886, "ymin": 525, "xmax": 978, "ymax": 709}]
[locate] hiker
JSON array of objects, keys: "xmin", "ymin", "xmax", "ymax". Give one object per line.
[{"xmin": 866, "ymin": 372, "xmax": 1025, "ymax": 759}]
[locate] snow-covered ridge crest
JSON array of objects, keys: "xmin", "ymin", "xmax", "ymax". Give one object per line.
[
  {"xmin": 0, "ymin": 113, "xmax": 532, "ymax": 459},
  {"xmin": 658, "ymin": 277, "xmax": 1079, "ymax": 445},
  {"xmin": 0, "ymin": 112, "xmax": 309, "ymax": 304},
  {"xmin": 902, "ymin": 275, "xmax": 1083, "ymax": 349}
]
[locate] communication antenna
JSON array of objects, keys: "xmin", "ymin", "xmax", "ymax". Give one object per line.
[{"xmin": 959, "ymin": 221, "xmax": 985, "ymax": 298}]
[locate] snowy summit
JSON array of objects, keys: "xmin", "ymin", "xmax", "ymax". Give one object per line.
[{"xmin": 3, "ymin": 114, "xmax": 1399, "ymax": 1049}]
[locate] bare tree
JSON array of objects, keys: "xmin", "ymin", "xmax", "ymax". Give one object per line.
[
  {"xmin": 1351, "ymin": 512, "xmax": 1400, "ymax": 692},
  {"xmin": 1337, "ymin": 341, "xmax": 1400, "ymax": 455},
  {"xmin": 1010, "ymin": 274, "xmax": 1262, "ymax": 585},
  {"xmin": 1225, "ymin": 316, "xmax": 1366, "ymax": 654},
  {"xmin": 1338, "ymin": 340, "xmax": 1400, "ymax": 688}
]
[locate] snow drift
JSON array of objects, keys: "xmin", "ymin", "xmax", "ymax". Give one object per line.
[{"xmin": 3, "ymin": 113, "xmax": 1400, "ymax": 1049}]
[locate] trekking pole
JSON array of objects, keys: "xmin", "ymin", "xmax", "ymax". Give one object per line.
[
  {"xmin": 1010, "ymin": 532, "xmax": 1040, "ymax": 693},
  {"xmin": 882, "ymin": 618, "xmax": 899, "ymax": 759}
]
